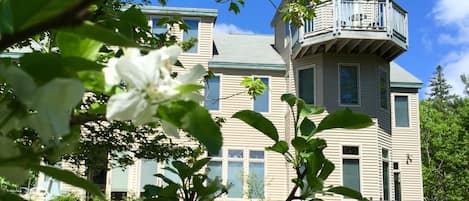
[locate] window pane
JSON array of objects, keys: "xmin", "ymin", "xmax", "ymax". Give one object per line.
[
  {"xmin": 228, "ymin": 149, "xmax": 243, "ymax": 159},
  {"xmin": 393, "ymin": 162, "xmax": 399, "ymax": 170},
  {"xmin": 340, "ymin": 66, "xmax": 359, "ymax": 105},
  {"xmin": 380, "ymin": 69, "xmax": 389, "ymax": 109},
  {"xmin": 383, "ymin": 161, "xmax": 390, "ymax": 201},
  {"xmin": 394, "ymin": 96, "xmax": 409, "ymax": 127},
  {"xmin": 204, "ymin": 76, "xmax": 220, "ymax": 110},
  {"xmin": 248, "ymin": 162, "xmax": 265, "ymax": 199},
  {"xmin": 254, "ymin": 77, "xmax": 269, "ymax": 112},
  {"xmin": 299, "ymin": 68, "xmax": 315, "ymax": 104},
  {"xmin": 394, "ymin": 172, "xmax": 401, "ymax": 201},
  {"xmin": 152, "ymin": 18, "xmax": 167, "ymax": 34},
  {"xmin": 382, "ymin": 149, "xmax": 389, "ymax": 159},
  {"xmin": 228, "ymin": 162, "xmax": 244, "ymax": 198},
  {"xmin": 183, "ymin": 20, "xmax": 199, "ymax": 53},
  {"xmin": 342, "ymin": 146, "xmax": 359, "ymax": 155},
  {"xmin": 343, "ymin": 159, "xmax": 360, "ymax": 192},
  {"xmin": 140, "ymin": 160, "xmax": 158, "ymax": 191},
  {"xmin": 207, "ymin": 161, "xmax": 222, "ymax": 181},
  {"xmin": 249, "ymin": 151, "xmax": 264, "ymax": 159},
  {"xmin": 111, "ymin": 167, "xmax": 128, "ymax": 192}
]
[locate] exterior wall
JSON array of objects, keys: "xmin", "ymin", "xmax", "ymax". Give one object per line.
[
  {"xmin": 391, "ymin": 91, "xmax": 424, "ymax": 201},
  {"xmin": 209, "ymin": 68, "xmax": 289, "ymax": 200}
]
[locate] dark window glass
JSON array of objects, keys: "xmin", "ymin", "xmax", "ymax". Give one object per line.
[
  {"xmin": 394, "ymin": 172, "xmax": 402, "ymax": 201},
  {"xmin": 299, "ymin": 68, "xmax": 315, "ymax": 104},
  {"xmin": 249, "ymin": 151, "xmax": 264, "ymax": 159},
  {"xmin": 183, "ymin": 20, "xmax": 199, "ymax": 53},
  {"xmin": 340, "ymin": 66, "xmax": 359, "ymax": 105},
  {"xmin": 393, "ymin": 162, "xmax": 399, "ymax": 170},
  {"xmin": 342, "ymin": 146, "xmax": 359, "ymax": 155},
  {"xmin": 152, "ymin": 18, "xmax": 167, "ymax": 34},
  {"xmin": 343, "ymin": 159, "xmax": 360, "ymax": 192},
  {"xmin": 394, "ymin": 96, "xmax": 409, "ymax": 127},
  {"xmin": 383, "ymin": 161, "xmax": 390, "ymax": 200}
]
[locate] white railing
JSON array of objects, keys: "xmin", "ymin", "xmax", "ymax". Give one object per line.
[
  {"xmin": 304, "ymin": 19, "xmax": 314, "ymax": 34},
  {"xmin": 391, "ymin": 2, "xmax": 407, "ymax": 41},
  {"xmin": 338, "ymin": 0, "xmax": 387, "ymax": 29}
]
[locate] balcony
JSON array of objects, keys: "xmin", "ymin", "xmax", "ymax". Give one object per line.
[{"xmin": 291, "ymin": 0, "xmax": 408, "ymax": 61}]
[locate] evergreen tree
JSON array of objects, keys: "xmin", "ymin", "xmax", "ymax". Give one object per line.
[{"xmin": 461, "ymin": 74, "xmax": 469, "ymax": 96}]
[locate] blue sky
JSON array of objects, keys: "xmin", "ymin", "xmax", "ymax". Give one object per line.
[{"xmin": 157, "ymin": 0, "xmax": 468, "ymax": 98}]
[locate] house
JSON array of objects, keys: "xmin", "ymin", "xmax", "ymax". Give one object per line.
[{"xmin": 35, "ymin": 1, "xmax": 424, "ymax": 200}]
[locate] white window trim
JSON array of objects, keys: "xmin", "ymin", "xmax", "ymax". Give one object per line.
[
  {"xmin": 251, "ymin": 75, "xmax": 272, "ymax": 114},
  {"xmin": 378, "ymin": 66, "xmax": 390, "ymax": 111},
  {"xmin": 391, "ymin": 93, "xmax": 411, "ymax": 128},
  {"xmin": 284, "ymin": 21, "xmax": 291, "ymax": 49},
  {"xmin": 340, "ymin": 144, "xmax": 363, "ymax": 201},
  {"xmin": 205, "ymin": 73, "xmax": 223, "ymax": 112},
  {"xmin": 181, "ymin": 17, "xmax": 201, "ymax": 55},
  {"xmin": 296, "ymin": 64, "xmax": 317, "ymax": 105},
  {"xmin": 338, "ymin": 63, "xmax": 361, "ymax": 107}
]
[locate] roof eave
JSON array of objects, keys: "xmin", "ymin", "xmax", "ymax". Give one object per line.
[
  {"xmin": 390, "ymin": 82, "xmax": 423, "ymax": 89},
  {"xmin": 208, "ymin": 61, "xmax": 286, "ymax": 71},
  {"xmin": 141, "ymin": 6, "xmax": 218, "ymax": 18}
]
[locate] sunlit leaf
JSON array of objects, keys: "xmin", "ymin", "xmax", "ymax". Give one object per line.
[
  {"xmin": 266, "ymin": 141, "xmax": 289, "ymax": 154},
  {"xmin": 315, "ymin": 108, "xmax": 373, "ymax": 133},
  {"xmin": 327, "ymin": 186, "xmax": 367, "ymax": 201},
  {"xmin": 232, "ymin": 110, "xmax": 279, "ymax": 142},
  {"xmin": 56, "ymin": 32, "xmax": 102, "ymax": 60}
]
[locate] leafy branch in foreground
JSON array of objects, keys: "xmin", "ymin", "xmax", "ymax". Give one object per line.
[{"xmin": 233, "ymin": 94, "xmax": 372, "ymax": 201}]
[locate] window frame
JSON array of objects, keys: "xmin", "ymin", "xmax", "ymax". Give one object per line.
[
  {"xmin": 392, "ymin": 94, "xmax": 411, "ymax": 128},
  {"xmin": 251, "ymin": 75, "xmax": 271, "ymax": 113},
  {"xmin": 340, "ymin": 144, "xmax": 363, "ymax": 199},
  {"xmin": 181, "ymin": 17, "xmax": 201, "ymax": 55},
  {"xmin": 338, "ymin": 63, "xmax": 361, "ymax": 107},
  {"xmin": 296, "ymin": 65, "xmax": 316, "ymax": 105},
  {"xmin": 204, "ymin": 73, "xmax": 223, "ymax": 112}
]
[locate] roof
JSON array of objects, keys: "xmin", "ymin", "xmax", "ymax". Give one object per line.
[
  {"xmin": 390, "ymin": 62, "xmax": 423, "ymax": 88},
  {"xmin": 209, "ymin": 34, "xmax": 286, "ymax": 71},
  {"xmin": 141, "ymin": 6, "xmax": 218, "ymax": 18}
]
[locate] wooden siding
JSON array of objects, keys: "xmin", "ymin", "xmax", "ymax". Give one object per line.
[{"xmin": 391, "ymin": 92, "xmax": 424, "ymax": 201}]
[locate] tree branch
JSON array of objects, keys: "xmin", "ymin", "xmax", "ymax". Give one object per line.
[{"xmin": 0, "ymin": 0, "xmax": 98, "ymax": 51}]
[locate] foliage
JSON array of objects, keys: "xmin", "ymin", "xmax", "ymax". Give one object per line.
[
  {"xmin": 420, "ymin": 66, "xmax": 469, "ymax": 201},
  {"xmin": 461, "ymin": 74, "xmax": 469, "ymax": 96},
  {"xmin": 233, "ymin": 94, "xmax": 372, "ymax": 201},
  {"xmin": 141, "ymin": 153, "xmax": 229, "ymax": 201},
  {"xmin": 49, "ymin": 192, "xmax": 81, "ymax": 201}
]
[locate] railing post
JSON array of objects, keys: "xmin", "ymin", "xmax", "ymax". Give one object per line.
[
  {"xmin": 336, "ymin": 0, "xmax": 341, "ymax": 33},
  {"xmin": 387, "ymin": 0, "xmax": 392, "ymax": 36}
]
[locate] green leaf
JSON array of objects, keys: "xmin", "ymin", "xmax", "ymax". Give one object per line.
[
  {"xmin": 20, "ymin": 52, "xmax": 104, "ymax": 85},
  {"xmin": 315, "ymin": 108, "xmax": 373, "ymax": 134},
  {"xmin": 327, "ymin": 186, "xmax": 366, "ymax": 200},
  {"xmin": 60, "ymin": 21, "xmax": 139, "ymax": 47},
  {"xmin": 56, "ymin": 32, "xmax": 102, "ymax": 60},
  {"xmin": 157, "ymin": 100, "xmax": 222, "ymax": 155},
  {"xmin": 307, "ymin": 151, "xmax": 325, "ymax": 176},
  {"xmin": 193, "ymin": 158, "xmax": 211, "ymax": 172},
  {"xmin": 0, "ymin": 64, "xmax": 37, "ymax": 104},
  {"xmin": 281, "ymin": 93, "xmax": 298, "ymax": 107},
  {"xmin": 300, "ymin": 118, "xmax": 316, "ymax": 136},
  {"xmin": 232, "ymin": 110, "xmax": 279, "ymax": 142},
  {"xmin": 0, "ymin": 190, "xmax": 26, "ymax": 201},
  {"xmin": 291, "ymin": 137, "xmax": 308, "ymax": 152},
  {"xmin": 318, "ymin": 159, "xmax": 335, "ymax": 180},
  {"xmin": 172, "ymin": 160, "xmax": 191, "ymax": 179},
  {"xmin": 266, "ymin": 141, "xmax": 289, "ymax": 154},
  {"xmin": 30, "ymin": 165, "xmax": 104, "ymax": 199},
  {"xmin": 174, "ymin": 84, "xmax": 203, "ymax": 94}
]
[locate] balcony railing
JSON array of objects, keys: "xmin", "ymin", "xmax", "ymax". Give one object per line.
[{"xmin": 293, "ymin": 0, "xmax": 408, "ymax": 47}]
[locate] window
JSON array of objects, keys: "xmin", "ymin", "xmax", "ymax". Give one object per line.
[
  {"xmin": 298, "ymin": 67, "xmax": 315, "ymax": 104},
  {"xmin": 253, "ymin": 77, "xmax": 269, "ymax": 112},
  {"xmin": 248, "ymin": 151, "xmax": 265, "ymax": 199},
  {"xmin": 382, "ymin": 149, "xmax": 390, "ymax": 201},
  {"xmin": 152, "ymin": 18, "xmax": 167, "ymax": 34},
  {"xmin": 339, "ymin": 65, "xmax": 360, "ymax": 105},
  {"xmin": 206, "ymin": 149, "xmax": 265, "ymax": 199},
  {"xmin": 342, "ymin": 146, "xmax": 360, "ymax": 193},
  {"xmin": 140, "ymin": 159, "xmax": 157, "ymax": 192},
  {"xmin": 111, "ymin": 166, "xmax": 128, "ymax": 200},
  {"xmin": 394, "ymin": 172, "xmax": 402, "ymax": 201},
  {"xmin": 379, "ymin": 68, "xmax": 389, "ymax": 109},
  {"xmin": 183, "ymin": 19, "xmax": 199, "ymax": 53},
  {"xmin": 228, "ymin": 150, "xmax": 244, "ymax": 198},
  {"xmin": 204, "ymin": 75, "xmax": 220, "ymax": 111},
  {"xmin": 394, "ymin": 96, "xmax": 409, "ymax": 127}
]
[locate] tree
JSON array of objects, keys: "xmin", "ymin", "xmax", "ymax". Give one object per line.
[
  {"xmin": 461, "ymin": 74, "xmax": 469, "ymax": 96},
  {"xmin": 420, "ymin": 66, "xmax": 469, "ymax": 201}
]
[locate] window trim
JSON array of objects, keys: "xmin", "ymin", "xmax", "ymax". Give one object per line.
[
  {"xmin": 296, "ymin": 64, "xmax": 316, "ymax": 105},
  {"xmin": 181, "ymin": 17, "xmax": 201, "ymax": 55},
  {"xmin": 338, "ymin": 63, "xmax": 361, "ymax": 107},
  {"xmin": 378, "ymin": 66, "xmax": 390, "ymax": 110},
  {"xmin": 340, "ymin": 144, "xmax": 363, "ymax": 200},
  {"xmin": 251, "ymin": 75, "xmax": 271, "ymax": 113},
  {"xmin": 392, "ymin": 93, "xmax": 411, "ymax": 128},
  {"xmin": 204, "ymin": 73, "xmax": 223, "ymax": 112}
]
